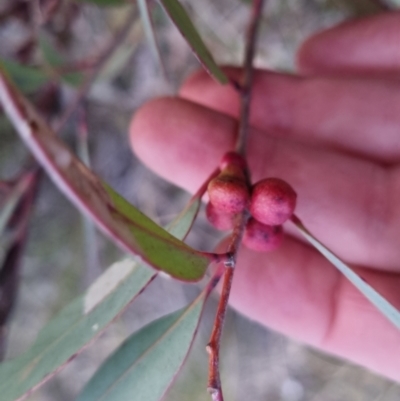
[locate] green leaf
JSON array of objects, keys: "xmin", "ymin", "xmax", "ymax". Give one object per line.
[
  {"xmin": 292, "ymin": 216, "xmax": 400, "ymax": 330},
  {"xmin": 138, "ymin": 0, "xmax": 165, "ymax": 74},
  {"xmin": 0, "ymin": 71, "xmax": 212, "ymax": 281},
  {"xmin": 0, "ymin": 191, "xmax": 202, "ymax": 401},
  {"xmin": 39, "ymin": 35, "xmax": 84, "ymax": 87},
  {"xmin": 77, "ymin": 292, "xmax": 208, "ymax": 401},
  {"xmin": 0, "ymin": 59, "xmax": 48, "ymax": 93},
  {"xmin": 103, "ymin": 184, "xmax": 209, "ymax": 280},
  {"xmin": 159, "ymin": 0, "xmax": 228, "ymax": 84},
  {"xmin": 0, "ymin": 259, "xmax": 156, "ymax": 401}
]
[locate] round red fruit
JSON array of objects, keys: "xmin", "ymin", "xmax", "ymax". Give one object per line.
[
  {"xmin": 205, "ymin": 202, "xmax": 236, "ymax": 231},
  {"xmin": 243, "ymin": 218, "xmax": 283, "ymax": 252},
  {"xmin": 208, "ymin": 171, "xmax": 249, "ymax": 214},
  {"xmin": 250, "ymin": 178, "xmax": 297, "ymax": 225}
]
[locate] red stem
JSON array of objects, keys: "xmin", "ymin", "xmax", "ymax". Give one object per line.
[
  {"xmin": 206, "ymin": 213, "xmax": 250, "ymax": 401},
  {"xmin": 206, "ymin": 0, "xmax": 265, "ymax": 399},
  {"xmin": 235, "ymin": 0, "xmax": 265, "ymax": 156}
]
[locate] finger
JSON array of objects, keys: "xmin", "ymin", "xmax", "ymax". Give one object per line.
[
  {"xmin": 297, "ymin": 12, "xmax": 400, "ymax": 75},
  {"xmin": 130, "ymin": 97, "xmax": 400, "ymax": 271},
  {"xmin": 180, "ymin": 68, "xmax": 400, "ymax": 163},
  {"xmin": 220, "ymin": 235, "xmax": 400, "ymax": 382}
]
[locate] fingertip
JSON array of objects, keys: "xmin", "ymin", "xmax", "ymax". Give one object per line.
[
  {"xmin": 295, "ymin": 34, "xmax": 323, "ymax": 74},
  {"xmin": 180, "ymin": 67, "xmax": 242, "ymax": 97},
  {"xmin": 295, "ymin": 23, "xmax": 347, "ymax": 74},
  {"xmin": 129, "ymin": 97, "xmax": 172, "ymax": 167},
  {"xmin": 179, "ymin": 69, "xmax": 210, "ymax": 97},
  {"xmin": 129, "ymin": 96, "xmax": 236, "ymax": 192},
  {"xmin": 296, "ymin": 12, "xmax": 400, "ymax": 75},
  {"xmin": 179, "ymin": 67, "xmax": 241, "ymax": 117}
]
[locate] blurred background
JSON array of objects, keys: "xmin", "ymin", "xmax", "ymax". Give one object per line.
[{"xmin": 0, "ymin": 0, "xmax": 399, "ymax": 400}]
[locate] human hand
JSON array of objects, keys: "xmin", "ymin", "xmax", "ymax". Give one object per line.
[{"xmin": 129, "ymin": 12, "xmax": 400, "ymax": 381}]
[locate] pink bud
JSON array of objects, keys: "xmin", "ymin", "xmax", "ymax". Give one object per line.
[
  {"xmin": 208, "ymin": 170, "xmax": 249, "ymax": 214},
  {"xmin": 243, "ymin": 218, "xmax": 283, "ymax": 252},
  {"xmin": 250, "ymin": 178, "xmax": 297, "ymax": 225},
  {"xmin": 205, "ymin": 202, "xmax": 236, "ymax": 231}
]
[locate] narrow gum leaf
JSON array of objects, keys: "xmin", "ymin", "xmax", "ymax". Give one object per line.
[
  {"xmin": 103, "ymin": 184, "xmax": 209, "ymax": 280},
  {"xmin": 137, "ymin": 0, "xmax": 166, "ymax": 75},
  {"xmin": 0, "ymin": 259, "xmax": 156, "ymax": 401},
  {"xmin": 76, "ymin": 276, "xmax": 217, "ymax": 401},
  {"xmin": 0, "ymin": 70, "xmax": 211, "ymax": 281},
  {"xmin": 77, "ymin": 117, "xmax": 99, "ymax": 272},
  {"xmin": 76, "ymin": 262, "xmax": 224, "ymax": 401},
  {"xmin": 0, "ymin": 192, "xmax": 203, "ymax": 401},
  {"xmin": 159, "ymin": 0, "xmax": 228, "ymax": 84},
  {"xmin": 292, "ymin": 216, "xmax": 400, "ymax": 330}
]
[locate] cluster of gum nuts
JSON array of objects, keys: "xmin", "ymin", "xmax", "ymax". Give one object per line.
[{"xmin": 206, "ymin": 152, "xmax": 297, "ymax": 252}]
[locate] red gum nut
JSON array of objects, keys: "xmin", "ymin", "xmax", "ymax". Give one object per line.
[
  {"xmin": 205, "ymin": 202, "xmax": 235, "ymax": 231},
  {"xmin": 243, "ymin": 218, "xmax": 283, "ymax": 252},
  {"xmin": 208, "ymin": 169, "xmax": 249, "ymax": 214},
  {"xmin": 220, "ymin": 151, "xmax": 248, "ymax": 171},
  {"xmin": 250, "ymin": 178, "xmax": 297, "ymax": 226}
]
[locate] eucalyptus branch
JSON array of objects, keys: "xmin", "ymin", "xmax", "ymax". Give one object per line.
[
  {"xmin": 207, "ymin": 1, "xmax": 265, "ymax": 400},
  {"xmin": 235, "ymin": 0, "xmax": 265, "ymax": 156},
  {"xmin": 207, "ymin": 211, "xmax": 249, "ymax": 401}
]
